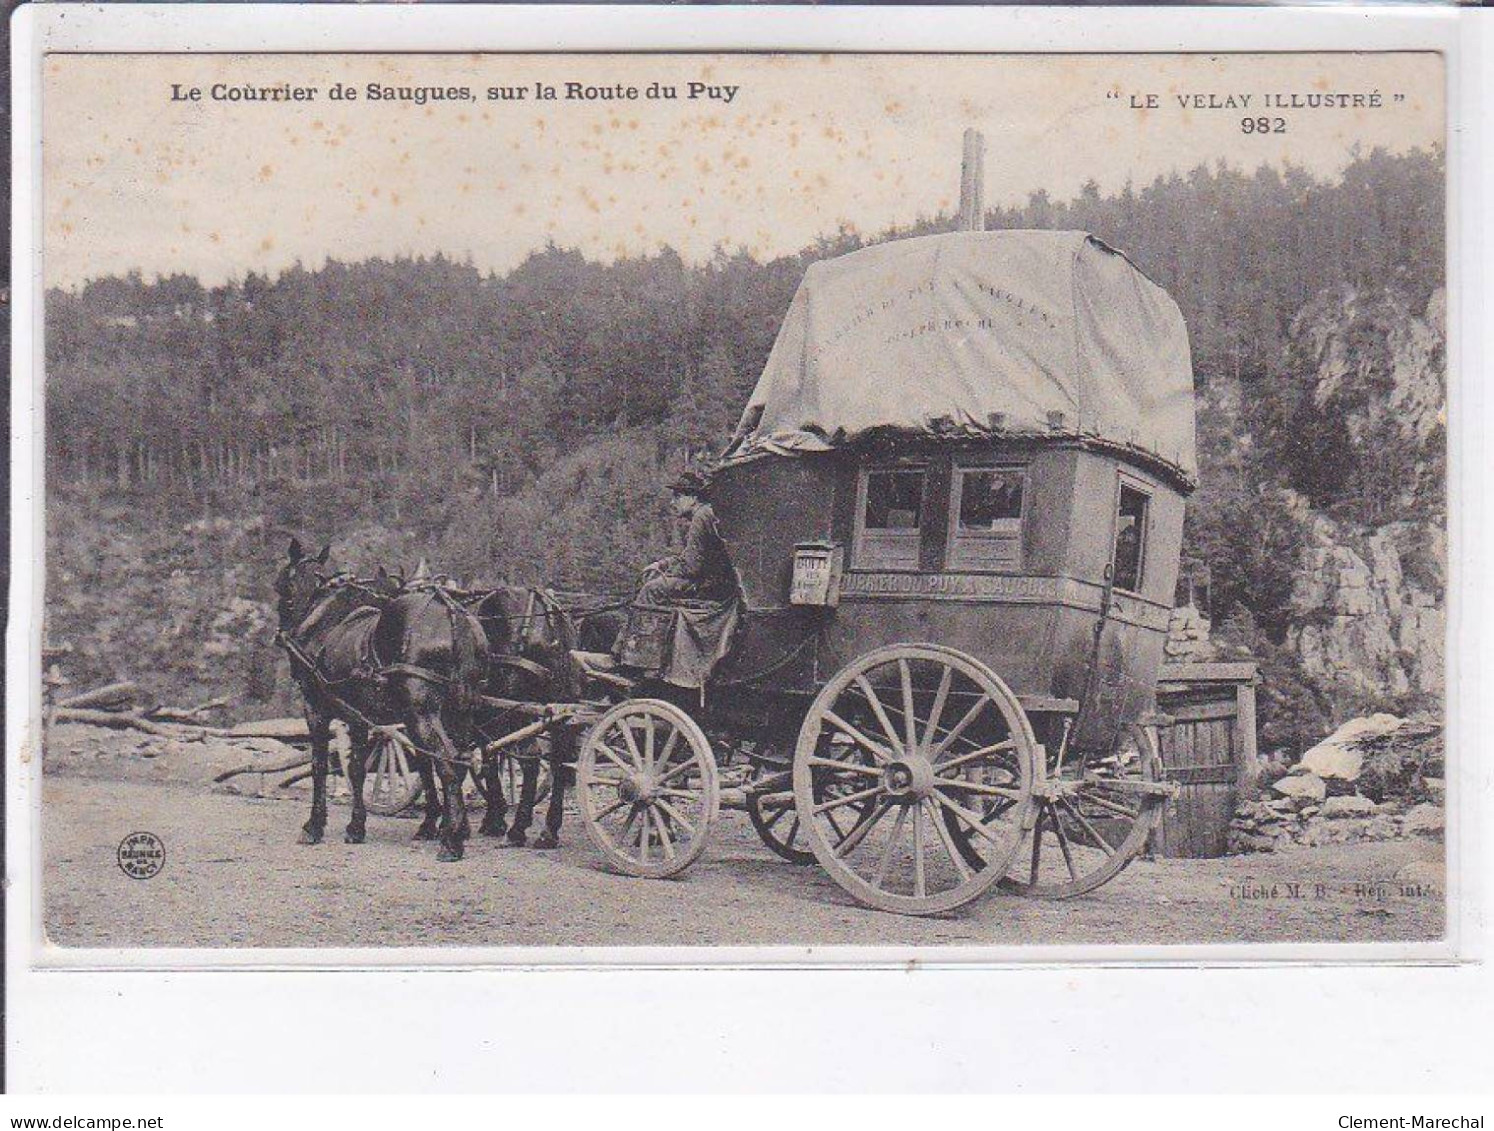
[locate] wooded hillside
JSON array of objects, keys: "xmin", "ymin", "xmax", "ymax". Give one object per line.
[{"xmin": 44, "ymin": 148, "xmax": 1446, "ymax": 743}]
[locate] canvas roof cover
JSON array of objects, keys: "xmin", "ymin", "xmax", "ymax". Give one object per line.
[{"xmin": 732, "ymin": 230, "xmax": 1197, "ymax": 485}]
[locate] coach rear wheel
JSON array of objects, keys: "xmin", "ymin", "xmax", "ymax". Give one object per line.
[
  {"xmin": 746, "ymin": 771, "xmax": 815, "ymax": 864},
  {"xmin": 793, "ymin": 644, "xmax": 1038, "ymax": 916},
  {"xmin": 998, "ymin": 723, "xmax": 1169, "ymax": 898},
  {"xmin": 578, "ymin": 699, "xmax": 719, "ymax": 879},
  {"xmin": 748, "ymin": 767, "xmax": 883, "ymax": 866}
]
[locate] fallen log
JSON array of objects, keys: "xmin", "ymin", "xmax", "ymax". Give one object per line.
[
  {"xmin": 60, "ymin": 681, "xmax": 140, "ymax": 711},
  {"xmin": 146, "ymin": 697, "xmax": 230, "ymax": 724},
  {"xmin": 213, "ymin": 752, "xmax": 313, "ymax": 784},
  {"xmin": 225, "ymin": 717, "xmax": 311, "ymax": 742},
  {"xmin": 53, "ymin": 707, "xmax": 169, "ymax": 736}
]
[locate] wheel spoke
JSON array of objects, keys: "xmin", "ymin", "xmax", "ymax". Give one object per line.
[
  {"xmin": 371, "ymin": 745, "xmax": 388, "ymax": 797},
  {"xmin": 834, "ymin": 801, "xmax": 891, "ymax": 858},
  {"xmin": 655, "ymin": 728, "xmax": 681, "ymax": 771},
  {"xmin": 933, "ymin": 791, "xmax": 1012, "ymax": 850},
  {"xmin": 650, "ymin": 808, "xmax": 675, "ymax": 861},
  {"xmin": 597, "ymin": 744, "xmax": 633, "ymax": 773},
  {"xmin": 617, "ymin": 723, "xmax": 645, "ymax": 768},
  {"xmin": 822, "ymin": 710, "xmax": 894, "ymax": 763},
  {"xmin": 619, "ymin": 804, "xmax": 640, "ymax": 845},
  {"xmin": 1051, "ymin": 807, "xmax": 1081, "ymax": 880},
  {"xmin": 593, "ymin": 797, "xmax": 628, "ymax": 822},
  {"xmin": 912, "ymin": 802, "xmax": 927, "ymax": 898},
  {"xmin": 936, "ymin": 779, "xmax": 1025, "ymax": 802},
  {"xmin": 810, "ymin": 784, "xmax": 883, "ymax": 816},
  {"xmin": 656, "ymin": 798, "xmax": 697, "ymax": 837},
  {"xmin": 643, "ymin": 715, "xmax": 656, "ymax": 772},
  {"xmin": 638, "ymin": 811, "xmax": 650, "ymax": 862},
  {"xmin": 872, "ymin": 805, "xmax": 909, "ymax": 890},
  {"xmin": 924, "ymin": 798, "xmax": 971, "ymax": 881},
  {"xmin": 898, "ymin": 659, "xmax": 919, "ymax": 756},
  {"xmin": 1077, "ymin": 792, "xmax": 1145, "ymax": 822},
  {"xmin": 807, "ymin": 756, "xmax": 881, "ymax": 777},
  {"xmin": 852, "ymin": 675, "xmax": 906, "ymax": 757},
  {"xmin": 1058, "ymin": 796, "xmax": 1116, "ymax": 854},
  {"xmin": 380, "ymin": 743, "xmax": 397, "ymax": 797},
  {"xmin": 1029, "ymin": 805, "xmax": 1045, "ymax": 884},
  {"xmin": 920, "ymin": 666, "xmax": 954, "ymax": 753},
  {"xmin": 929, "ymin": 695, "xmax": 994, "ymax": 760},
  {"xmin": 935, "ymin": 739, "xmax": 1017, "ymax": 773},
  {"xmin": 656, "ymin": 757, "xmax": 698, "ymax": 787},
  {"xmin": 785, "ymin": 814, "xmax": 801, "ymax": 850}
]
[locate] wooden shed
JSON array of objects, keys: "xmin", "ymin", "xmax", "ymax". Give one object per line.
[{"xmin": 1151, "ymin": 660, "xmax": 1260, "ymax": 858}]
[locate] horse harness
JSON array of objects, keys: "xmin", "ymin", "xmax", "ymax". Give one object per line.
[{"xmin": 276, "ymin": 577, "xmax": 475, "ymax": 767}]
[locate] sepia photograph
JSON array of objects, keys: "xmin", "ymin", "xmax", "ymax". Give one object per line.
[{"xmin": 33, "ymin": 49, "xmax": 1448, "ymax": 952}]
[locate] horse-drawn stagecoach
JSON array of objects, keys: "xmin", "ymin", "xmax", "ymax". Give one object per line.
[{"xmin": 278, "ymin": 228, "xmax": 1197, "ymax": 917}]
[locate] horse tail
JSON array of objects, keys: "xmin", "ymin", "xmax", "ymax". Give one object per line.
[{"xmin": 448, "ymin": 602, "xmax": 487, "ymax": 715}]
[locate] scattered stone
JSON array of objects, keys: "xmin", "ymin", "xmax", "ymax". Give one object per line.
[
  {"xmin": 1232, "ymin": 832, "xmax": 1278, "ymax": 854},
  {"xmin": 1402, "ymin": 802, "xmax": 1445, "ymax": 837},
  {"xmin": 1298, "ymin": 714, "xmax": 1403, "ymax": 781},
  {"xmin": 1273, "ymin": 772, "xmax": 1326, "ymax": 803},
  {"xmin": 1322, "ymin": 795, "xmax": 1377, "ymax": 819}
]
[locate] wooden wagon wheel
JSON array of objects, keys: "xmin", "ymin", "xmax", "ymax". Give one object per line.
[
  {"xmin": 578, "ymin": 699, "xmax": 719, "ymax": 879},
  {"xmin": 792, "ymin": 644, "xmax": 1038, "ymax": 916},
  {"xmin": 748, "ymin": 767, "xmax": 879, "ymax": 866},
  {"xmin": 363, "ymin": 730, "xmax": 425, "ymax": 817},
  {"xmin": 997, "ymin": 723, "xmax": 1169, "ymax": 898}
]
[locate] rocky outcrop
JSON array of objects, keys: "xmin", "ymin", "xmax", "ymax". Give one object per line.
[
  {"xmin": 1297, "ymin": 286, "xmax": 1445, "ymax": 458},
  {"xmin": 1285, "ymin": 505, "xmax": 1443, "ymax": 704},
  {"xmin": 1275, "ymin": 283, "xmax": 1445, "ymax": 715},
  {"xmin": 1164, "ymin": 602, "xmax": 1217, "ymax": 663}
]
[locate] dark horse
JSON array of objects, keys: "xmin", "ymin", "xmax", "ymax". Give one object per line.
[
  {"xmin": 470, "ymin": 586, "xmax": 582, "ymax": 848},
  {"xmin": 274, "ymin": 539, "xmax": 488, "ymax": 861}
]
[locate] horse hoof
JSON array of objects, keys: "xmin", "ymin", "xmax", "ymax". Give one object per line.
[
  {"xmin": 298, "ymin": 829, "xmax": 323, "ymax": 845},
  {"xmin": 437, "ymin": 847, "xmax": 463, "ymax": 863},
  {"xmin": 534, "ymin": 831, "xmax": 560, "ymax": 850},
  {"xmin": 344, "ymin": 830, "xmax": 365, "ymax": 845},
  {"xmin": 412, "ymin": 827, "xmax": 438, "ymax": 842},
  {"xmin": 505, "ymin": 832, "xmax": 527, "ymax": 848},
  {"xmin": 480, "ymin": 823, "xmax": 508, "ymax": 839}
]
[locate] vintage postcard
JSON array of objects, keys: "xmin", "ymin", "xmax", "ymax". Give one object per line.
[{"xmin": 29, "ymin": 47, "xmax": 1450, "ymax": 954}]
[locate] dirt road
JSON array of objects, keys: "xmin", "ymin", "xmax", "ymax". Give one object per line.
[{"xmin": 42, "ymin": 763, "xmax": 1445, "ymax": 950}]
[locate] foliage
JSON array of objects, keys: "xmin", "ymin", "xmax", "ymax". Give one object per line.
[{"xmin": 43, "ymin": 149, "xmax": 1446, "ymax": 724}]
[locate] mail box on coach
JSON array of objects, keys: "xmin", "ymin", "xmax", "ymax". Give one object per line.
[{"xmin": 790, "ymin": 542, "xmax": 843, "ymax": 607}]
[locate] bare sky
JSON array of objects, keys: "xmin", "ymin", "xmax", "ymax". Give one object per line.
[{"xmin": 44, "ymin": 52, "xmax": 1443, "ymax": 289}]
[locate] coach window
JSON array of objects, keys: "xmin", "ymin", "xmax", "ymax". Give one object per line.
[
  {"xmin": 855, "ymin": 466, "xmax": 926, "ymax": 570},
  {"xmin": 1112, "ymin": 482, "xmax": 1150, "ymax": 593},
  {"xmin": 947, "ymin": 465, "xmax": 1025, "ymax": 571}
]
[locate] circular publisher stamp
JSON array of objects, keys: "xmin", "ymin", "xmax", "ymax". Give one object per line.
[{"xmin": 117, "ymin": 831, "xmax": 165, "ymax": 880}]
